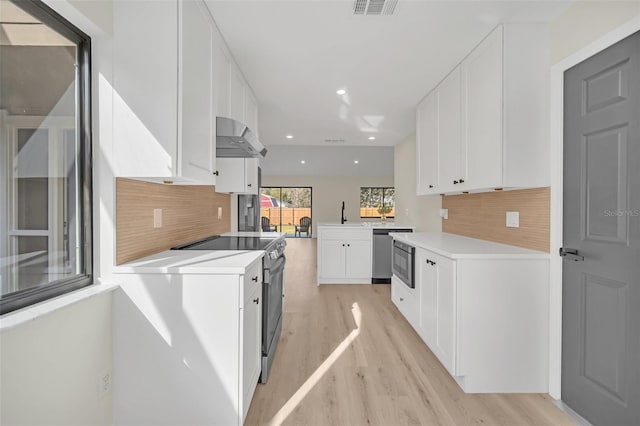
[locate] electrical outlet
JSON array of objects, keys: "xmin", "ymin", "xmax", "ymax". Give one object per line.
[
  {"xmin": 99, "ymin": 371, "xmax": 112, "ymax": 397},
  {"xmin": 440, "ymin": 209, "xmax": 449, "ymax": 220},
  {"xmin": 506, "ymin": 211, "xmax": 519, "ymax": 228},
  {"xmin": 153, "ymin": 209, "xmax": 162, "ymax": 228}
]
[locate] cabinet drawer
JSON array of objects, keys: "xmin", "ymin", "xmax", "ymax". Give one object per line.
[
  {"xmin": 320, "ymin": 229, "xmax": 371, "ymax": 241},
  {"xmin": 391, "ymin": 275, "xmax": 419, "ymax": 330},
  {"xmin": 243, "ymin": 259, "xmax": 263, "ymax": 303}
]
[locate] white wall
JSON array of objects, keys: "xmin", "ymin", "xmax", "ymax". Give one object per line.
[
  {"xmin": 393, "ymin": 135, "xmax": 442, "ymax": 232},
  {"xmin": 1, "ymin": 2, "xmax": 116, "ymax": 425},
  {"xmin": 262, "ymin": 175, "xmax": 394, "ymax": 236},
  {"xmin": 550, "ymin": 1, "xmax": 640, "ymax": 64},
  {"xmin": 260, "ymin": 145, "xmax": 394, "ymax": 177},
  {"xmin": 0, "ymin": 292, "xmax": 113, "ymax": 426}
]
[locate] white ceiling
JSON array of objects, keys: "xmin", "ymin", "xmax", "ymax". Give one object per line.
[
  {"xmin": 206, "ymin": 0, "xmax": 571, "ymax": 148},
  {"xmin": 260, "ymin": 145, "xmax": 394, "ymax": 176}
]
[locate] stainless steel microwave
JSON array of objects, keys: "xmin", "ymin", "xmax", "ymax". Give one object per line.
[{"xmin": 392, "ymin": 239, "xmax": 415, "ymax": 288}]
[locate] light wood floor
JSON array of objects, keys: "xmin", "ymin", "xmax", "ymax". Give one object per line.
[{"xmin": 245, "ymin": 238, "xmax": 573, "ymax": 426}]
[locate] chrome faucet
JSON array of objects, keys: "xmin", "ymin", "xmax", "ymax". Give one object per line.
[{"xmin": 341, "ymin": 201, "xmax": 347, "ymax": 224}]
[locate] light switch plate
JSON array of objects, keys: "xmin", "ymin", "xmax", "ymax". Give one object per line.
[
  {"xmin": 217, "ymin": 207, "xmax": 223, "ymax": 220},
  {"xmin": 440, "ymin": 209, "xmax": 449, "ymax": 219},
  {"xmin": 506, "ymin": 211, "xmax": 519, "ymax": 228}
]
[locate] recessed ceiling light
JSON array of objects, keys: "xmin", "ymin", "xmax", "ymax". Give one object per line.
[
  {"xmin": 286, "ymin": 135, "xmax": 294, "ymax": 139},
  {"xmin": 300, "ymin": 160, "xmax": 305, "ymax": 164},
  {"xmin": 354, "ymin": 160, "xmax": 359, "ymax": 164},
  {"xmin": 368, "ymin": 136, "xmax": 376, "ymax": 140},
  {"xmin": 336, "ymin": 89, "xmax": 346, "ymax": 95}
]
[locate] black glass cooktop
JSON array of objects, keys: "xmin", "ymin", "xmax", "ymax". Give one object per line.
[{"xmin": 171, "ymin": 236, "xmax": 275, "ymax": 251}]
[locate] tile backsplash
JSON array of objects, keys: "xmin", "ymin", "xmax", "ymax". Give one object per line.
[
  {"xmin": 116, "ymin": 178, "xmax": 231, "ymax": 264},
  {"xmin": 442, "ymin": 187, "xmax": 550, "ymax": 252}
]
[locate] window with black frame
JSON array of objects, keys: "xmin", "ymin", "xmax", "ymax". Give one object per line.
[
  {"xmin": 360, "ymin": 187, "xmax": 395, "ymax": 218},
  {"xmin": 0, "ymin": 0, "xmax": 92, "ymax": 315}
]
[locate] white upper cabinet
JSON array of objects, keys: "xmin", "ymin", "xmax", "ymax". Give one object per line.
[
  {"xmin": 178, "ymin": 0, "xmax": 216, "ymax": 184},
  {"xmin": 113, "ymin": 0, "xmax": 178, "ymax": 178},
  {"xmin": 244, "ymin": 89, "xmax": 259, "ymax": 136},
  {"xmin": 416, "ymin": 92, "xmax": 438, "ymax": 195},
  {"xmin": 215, "ymin": 158, "xmax": 259, "ymax": 194},
  {"xmin": 462, "ymin": 26, "xmax": 503, "ymax": 191},
  {"xmin": 416, "ymin": 67, "xmax": 463, "ymax": 195},
  {"xmin": 437, "ymin": 66, "xmax": 463, "ymax": 193},
  {"xmin": 229, "ymin": 64, "xmax": 246, "ymax": 123},
  {"xmin": 113, "ymin": 0, "xmax": 260, "ymax": 183},
  {"xmin": 212, "ymin": 31, "xmax": 231, "ymax": 119},
  {"xmin": 416, "ymin": 23, "xmax": 549, "ymax": 195}
]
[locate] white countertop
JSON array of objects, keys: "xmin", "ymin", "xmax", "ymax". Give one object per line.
[
  {"xmin": 114, "ymin": 250, "xmax": 264, "ymax": 274},
  {"xmin": 222, "ymin": 231, "xmax": 286, "ymax": 238},
  {"xmin": 318, "ymin": 222, "xmax": 416, "ymax": 230},
  {"xmin": 391, "ymin": 232, "xmax": 549, "ymax": 260}
]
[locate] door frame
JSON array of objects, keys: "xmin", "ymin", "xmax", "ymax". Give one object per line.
[
  {"xmin": 259, "ymin": 186, "xmax": 313, "ymax": 237},
  {"xmin": 549, "ymin": 16, "xmax": 640, "ymax": 400}
]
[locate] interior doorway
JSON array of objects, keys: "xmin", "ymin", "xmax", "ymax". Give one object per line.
[{"xmin": 261, "ymin": 187, "xmax": 312, "ymax": 237}]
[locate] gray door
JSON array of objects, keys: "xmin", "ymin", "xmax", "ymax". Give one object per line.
[{"xmin": 562, "ymin": 30, "xmax": 640, "ymax": 426}]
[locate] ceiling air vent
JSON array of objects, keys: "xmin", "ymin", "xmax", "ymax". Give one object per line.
[
  {"xmin": 324, "ymin": 138, "xmax": 346, "ymax": 143},
  {"xmin": 353, "ymin": 0, "xmax": 398, "ymax": 16}
]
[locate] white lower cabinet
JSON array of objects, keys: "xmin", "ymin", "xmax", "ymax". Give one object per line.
[
  {"xmin": 391, "ymin": 275, "xmax": 420, "ymax": 329},
  {"xmin": 417, "ymin": 249, "xmax": 456, "ymax": 375},
  {"xmin": 113, "ymin": 258, "xmax": 263, "ymax": 425},
  {"xmin": 317, "ymin": 228, "xmax": 372, "ymax": 284},
  {"xmin": 241, "ymin": 263, "xmax": 262, "ymax": 420},
  {"xmin": 394, "ymin": 244, "xmax": 549, "ymax": 393},
  {"xmin": 319, "ymin": 239, "xmax": 347, "ymax": 278}
]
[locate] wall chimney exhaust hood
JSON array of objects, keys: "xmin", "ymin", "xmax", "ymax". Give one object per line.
[{"xmin": 216, "ymin": 117, "xmax": 267, "ymax": 158}]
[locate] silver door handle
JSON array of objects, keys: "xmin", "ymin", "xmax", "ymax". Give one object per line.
[{"xmin": 559, "ymin": 247, "xmax": 584, "ymax": 262}]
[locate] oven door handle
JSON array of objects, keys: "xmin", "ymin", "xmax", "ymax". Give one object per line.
[{"xmin": 264, "ymin": 254, "xmax": 286, "ymax": 285}]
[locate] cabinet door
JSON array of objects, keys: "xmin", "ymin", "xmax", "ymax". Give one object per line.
[
  {"xmin": 434, "ymin": 253, "xmax": 456, "ymax": 375},
  {"xmin": 215, "ymin": 158, "xmax": 246, "ymax": 193},
  {"xmin": 179, "ymin": 0, "xmax": 216, "ymax": 184},
  {"xmin": 229, "ymin": 65, "xmax": 245, "ymax": 123},
  {"xmin": 391, "ymin": 275, "xmax": 420, "ymax": 329},
  {"xmin": 242, "ymin": 283, "xmax": 261, "ymax": 420},
  {"xmin": 244, "ymin": 158, "xmax": 259, "ymax": 195},
  {"xmin": 113, "ymin": 0, "xmax": 178, "ymax": 177},
  {"xmin": 216, "ymin": 158, "xmax": 257, "ymax": 194},
  {"xmin": 213, "ymin": 31, "xmax": 231, "ymax": 118},
  {"xmin": 437, "ymin": 66, "xmax": 463, "ymax": 192},
  {"xmin": 418, "ymin": 250, "xmax": 437, "ymax": 347},
  {"xmin": 416, "ymin": 92, "xmax": 438, "ymax": 195},
  {"xmin": 345, "ymin": 240, "xmax": 372, "ymax": 279},
  {"xmin": 244, "ymin": 89, "xmax": 259, "ymax": 135},
  {"xmin": 462, "ymin": 25, "xmax": 503, "ymax": 190},
  {"xmin": 320, "ymin": 240, "xmax": 346, "ymax": 278}
]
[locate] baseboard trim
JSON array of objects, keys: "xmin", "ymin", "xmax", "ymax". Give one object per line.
[{"xmin": 552, "ymin": 400, "xmax": 593, "ymax": 426}]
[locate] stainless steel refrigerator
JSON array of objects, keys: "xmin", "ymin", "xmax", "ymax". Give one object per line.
[{"xmin": 237, "ymin": 168, "xmax": 261, "ymax": 232}]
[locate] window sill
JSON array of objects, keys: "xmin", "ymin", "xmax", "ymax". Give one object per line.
[{"xmin": 0, "ymin": 281, "xmax": 120, "ymax": 331}]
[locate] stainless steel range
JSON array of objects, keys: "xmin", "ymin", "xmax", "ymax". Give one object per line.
[{"xmin": 171, "ymin": 235, "xmax": 286, "ymax": 383}]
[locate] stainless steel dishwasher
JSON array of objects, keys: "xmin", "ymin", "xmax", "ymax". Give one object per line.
[{"xmin": 372, "ymin": 228, "xmax": 413, "ymax": 283}]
